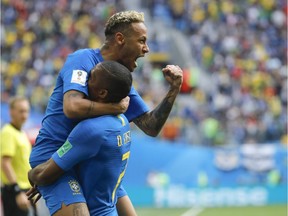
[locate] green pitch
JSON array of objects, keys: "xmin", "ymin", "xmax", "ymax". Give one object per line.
[{"xmin": 136, "ymin": 205, "xmax": 287, "ymax": 216}]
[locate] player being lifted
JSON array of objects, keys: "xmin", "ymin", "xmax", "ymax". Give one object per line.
[{"xmin": 28, "ymin": 10, "xmax": 183, "ymax": 216}]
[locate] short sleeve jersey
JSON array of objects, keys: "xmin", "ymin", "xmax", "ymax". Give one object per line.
[
  {"xmin": 30, "ymin": 48, "xmax": 149, "ymax": 166},
  {"xmin": 52, "ymin": 114, "xmax": 131, "ymax": 216},
  {"xmin": 0, "ymin": 124, "xmax": 32, "ymax": 189}
]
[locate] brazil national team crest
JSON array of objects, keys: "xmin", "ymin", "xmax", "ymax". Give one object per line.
[{"xmin": 68, "ymin": 180, "xmax": 81, "ymax": 195}]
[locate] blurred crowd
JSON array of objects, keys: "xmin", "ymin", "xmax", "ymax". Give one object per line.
[
  {"xmin": 1, "ymin": 0, "xmax": 125, "ymax": 111},
  {"xmin": 140, "ymin": 0, "xmax": 287, "ymax": 146},
  {"xmin": 1, "ymin": 0, "xmax": 287, "ymax": 146}
]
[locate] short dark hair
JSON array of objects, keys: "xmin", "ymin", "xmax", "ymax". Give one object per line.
[{"xmin": 89, "ymin": 61, "xmax": 132, "ymax": 103}]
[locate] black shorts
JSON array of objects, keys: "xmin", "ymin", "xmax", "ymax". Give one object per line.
[{"xmin": 1, "ymin": 185, "xmax": 37, "ymax": 216}]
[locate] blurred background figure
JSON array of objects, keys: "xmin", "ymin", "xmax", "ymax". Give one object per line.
[{"xmin": 0, "ymin": 97, "xmax": 38, "ymax": 216}]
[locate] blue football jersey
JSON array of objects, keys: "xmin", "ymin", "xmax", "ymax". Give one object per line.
[
  {"xmin": 52, "ymin": 114, "xmax": 131, "ymax": 216},
  {"xmin": 30, "ymin": 48, "xmax": 149, "ymax": 167}
]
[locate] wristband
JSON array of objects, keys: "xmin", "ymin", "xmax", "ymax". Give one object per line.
[{"xmin": 11, "ymin": 183, "xmax": 21, "ymax": 195}]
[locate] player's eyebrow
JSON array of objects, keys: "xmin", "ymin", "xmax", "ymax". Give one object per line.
[{"xmin": 139, "ymin": 36, "xmax": 147, "ymax": 41}]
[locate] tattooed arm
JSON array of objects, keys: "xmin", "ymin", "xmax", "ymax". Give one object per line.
[
  {"xmin": 63, "ymin": 90, "xmax": 129, "ymax": 119},
  {"xmin": 133, "ymin": 65, "xmax": 183, "ymax": 137}
]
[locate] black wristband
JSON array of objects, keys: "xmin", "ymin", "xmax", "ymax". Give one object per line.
[{"xmin": 11, "ymin": 183, "xmax": 21, "ymax": 195}]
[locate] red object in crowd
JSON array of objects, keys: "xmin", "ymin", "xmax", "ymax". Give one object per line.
[{"xmin": 180, "ymin": 68, "xmax": 192, "ymax": 93}]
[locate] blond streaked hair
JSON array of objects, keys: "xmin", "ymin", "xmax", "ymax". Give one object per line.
[{"xmin": 104, "ymin": 10, "xmax": 145, "ymax": 37}]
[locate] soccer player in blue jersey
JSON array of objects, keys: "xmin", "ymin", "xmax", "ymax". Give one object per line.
[
  {"xmin": 29, "ymin": 60, "xmax": 134, "ymax": 216},
  {"xmin": 28, "ymin": 10, "xmax": 183, "ymax": 216}
]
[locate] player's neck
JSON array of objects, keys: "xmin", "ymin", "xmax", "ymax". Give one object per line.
[{"xmin": 100, "ymin": 43, "xmax": 119, "ymax": 62}]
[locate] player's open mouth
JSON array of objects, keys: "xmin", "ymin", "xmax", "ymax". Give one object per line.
[{"xmin": 134, "ymin": 55, "xmax": 144, "ymax": 68}]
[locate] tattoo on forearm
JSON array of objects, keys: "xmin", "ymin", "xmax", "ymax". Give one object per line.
[
  {"xmin": 135, "ymin": 90, "xmax": 177, "ymax": 134},
  {"xmin": 73, "ymin": 203, "xmax": 88, "ymax": 216},
  {"xmin": 68, "ymin": 92, "xmax": 83, "ymax": 98},
  {"xmin": 151, "ymin": 94, "xmax": 174, "ymax": 129}
]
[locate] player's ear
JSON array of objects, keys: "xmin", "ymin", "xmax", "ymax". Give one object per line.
[
  {"xmin": 98, "ymin": 89, "xmax": 108, "ymax": 99},
  {"xmin": 115, "ymin": 32, "xmax": 125, "ymax": 45}
]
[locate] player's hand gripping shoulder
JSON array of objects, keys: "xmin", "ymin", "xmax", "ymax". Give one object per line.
[
  {"xmin": 162, "ymin": 65, "xmax": 183, "ymax": 91},
  {"xmin": 111, "ymin": 96, "xmax": 130, "ymax": 114}
]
